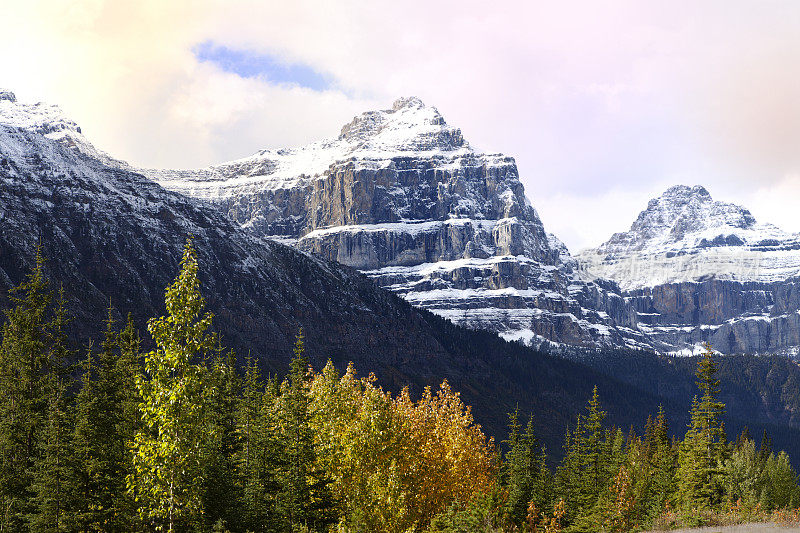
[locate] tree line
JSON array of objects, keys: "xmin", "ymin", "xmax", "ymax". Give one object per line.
[{"xmin": 0, "ymin": 240, "xmax": 798, "ymax": 532}]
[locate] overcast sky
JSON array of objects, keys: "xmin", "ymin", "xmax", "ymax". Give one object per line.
[{"xmin": 2, "ymin": 1, "xmax": 799, "ymax": 251}]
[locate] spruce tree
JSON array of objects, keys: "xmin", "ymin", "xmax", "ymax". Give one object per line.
[
  {"xmin": 677, "ymin": 344, "xmax": 727, "ymax": 511},
  {"xmin": 581, "ymin": 386, "xmax": 607, "ymax": 506},
  {"xmin": 648, "ymin": 406, "xmax": 676, "ymax": 516},
  {"xmin": 0, "ymin": 252, "xmax": 78, "ymax": 530},
  {"xmin": 554, "ymin": 416, "xmax": 582, "ymax": 523},
  {"xmin": 503, "ymin": 410, "xmax": 543, "ymax": 525},
  {"xmin": 274, "ymin": 330, "xmax": 336, "ymax": 531},
  {"xmin": 28, "ymin": 286, "xmax": 76, "ymax": 532},
  {"xmin": 240, "ymin": 367, "xmax": 283, "ymax": 532},
  {"xmin": 129, "ymin": 239, "xmax": 217, "ymax": 532},
  {"xmin": 202, "ymin": 346, "xmax": 243, "ymax": 531},
  {"xmin": 0, "ymin": 248, "xmax": 52, "ymax": 529},
  {"xmin": 73, "ymin": 306, "xmax": 140, "ymax": 531}
]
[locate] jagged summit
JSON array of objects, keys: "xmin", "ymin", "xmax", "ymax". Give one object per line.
[
  {"xmin": 337, "ymin": 96, "xmax": 459, "ymax": 150},
  {"xmin": 600, "ymin": 184, "xmax": 780, "ymax": 255},
  {"xmin": 0, "ymin": 90, "xmax": 126, "ymax": 168},
  {"xmin": 392, "ymin": 96, "xmax": 426, "ymax": 110},
  {"xmin": 578, "ymin": 184, "xmax": 800, "ymax": 290},
  {"xmin": 0, "ymin": 92, "xmax": 82, "ymax": 137},
  {"xmin": 144, "ymin": 95, "xmax": 649, "ymax": 352},
  {"xmin": 145, "ymin": 96, "xmax": 483, "ymax": 196}
]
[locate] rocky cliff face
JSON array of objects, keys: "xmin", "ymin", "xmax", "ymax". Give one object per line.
[
  {"xmin": 148, "ymin": 97, "xmax": 649, "ymax": 351},
  {"xmin": 3, "ymin": 90, "xmax": 799, "ymax": 357},
  {"xmin": 0, "ymin": 90, "xmax": 534, "ymax": 377},
  {"xmin": 578, "ymin": 185, "xmax": 800, "ymax": 356},
  {"xmin": 6, "ymin": 89, "xmax": 744, "ymax": 450}
]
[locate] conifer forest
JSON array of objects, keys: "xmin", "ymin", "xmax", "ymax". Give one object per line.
[{"xmin": 1, "ymin": 241, "xmax": 799, "ymax": 533}]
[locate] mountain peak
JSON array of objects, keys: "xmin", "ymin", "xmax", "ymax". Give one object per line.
[
  {"xmin": 582, "ymin": 183, "xmax": 800, "ymax": 266},
  {"xmin": 336, "ymin": 96, "xmax": 461, "ymax": 151},
  {"xmin": 0, "ymin": 90, "xmax": 82, "ymax": 137},
  {"xmin": 662, "ymin": 184, "xmax": 711, "ymax": 199},
  {"xmin": 391, "ymin": 96, "xmax": 426, "ymax": 111}
]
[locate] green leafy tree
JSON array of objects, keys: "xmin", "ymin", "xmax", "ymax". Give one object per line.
[
  {"xmin": 129, "ymin": 239, "xmax": 217, "ymax": 532},
  {"xmin": 761, "ymin": 451, "xmax": 800, "ymax": 510}
]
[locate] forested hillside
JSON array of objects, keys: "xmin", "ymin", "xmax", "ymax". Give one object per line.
[{"xmin": 1, "ymin": 240, "xmax": 798, "ymax": 532}]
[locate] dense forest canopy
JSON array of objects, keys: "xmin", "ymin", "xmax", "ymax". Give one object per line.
[{"xmin": 0, "ymin": 242, "xmax": 798, "ymax": 532}]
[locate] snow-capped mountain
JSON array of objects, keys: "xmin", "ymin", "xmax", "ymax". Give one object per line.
[
  {"xmin": 5, "ymin": 87, "xmax": 797, "ymax": 356},
  {"xmin": 578, "ymin": 185, "xmax": 800, "ymax": 356},
  {"xmin": 2, "ymin": 89, "xmax": 529, "ymax": 375},
  {"xmin": 146, "ymin": 97, "xmax": 649, "ymax": 351},
  {"xmin": 6, "ymin": 88, "xmax": 719, "ymax": 448},
  {"xmin": 578, "ymin": 185, "xmax": 800, "ymax": 290}
]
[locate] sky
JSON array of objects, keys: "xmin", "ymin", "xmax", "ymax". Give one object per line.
[{"xmin": 2, "ymin": 0, "xmax": 799, "ymax": 251}]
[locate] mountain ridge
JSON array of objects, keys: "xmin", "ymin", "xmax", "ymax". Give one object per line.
[
  {"xmin": 143, "ymin": 96, "xmax": 650, "ymax": 352},
  {"xmin": 4, "ymin": 90, "xmax": 800, "ymax": 356}
]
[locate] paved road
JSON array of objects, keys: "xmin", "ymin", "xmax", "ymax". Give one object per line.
[{"xmin": 644, "ymin": 523, "xmax": 800, "ymax": 533}]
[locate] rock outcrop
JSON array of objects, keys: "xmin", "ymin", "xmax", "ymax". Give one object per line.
[
  {"xmin": 148, "ymin": 97, "xmax": 649, "ymax": 351},
  {"xmin": 578, "ymin": 185, "xmax": 800, "ymax": 356}
]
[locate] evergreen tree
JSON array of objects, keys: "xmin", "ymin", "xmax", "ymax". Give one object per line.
[
  {"xmin": 554, "ymin": 416, "xmax": 582, "ymax": 522},
  {"xmin": 648, "ymin": 406, "xmax": 676, "ymax": 516},
  {"xmin": 761, "ymin": 451, "xmax": 800, "ymax": 510},
  {"xmin": 758, "ymin": 429, "xmax": 773, "ymax": 464},
  {"xmin": 0, "ymin": 252, "xmax": 78, "ymax": 530},
  {"xmin": 201, "ymin": 346, "xmax": 243, "ymax": 531},
  {"xmin": 274, "ymin": 330, "xmax": 336, "ymax": 531},
  {"xmin": 129, "ymin": 239, "xmax": 217, "ymax": 532},
  {"xmin": 72, "ymin": 306, "xmax": 140, "ymax": 531},
  {"xmin": 503, "ymin": 410, "xmax": 543, "ymax": 525},
  {"xmin": 237, "ymin": 359, "xmax": 270, "ymax": 530},
  {"xmin": 239, "ymin": 365, "xmax": 283, "ymax": 532},
  {"xmin": 677, "ymin": 344, "xmax": 727, "ymax": 511},
  {"xmin": 0, "ymin": 248, "xmax": 52, "ymax": 529},
  {"xmin": 28, "ymin": 286, "xmax": 76, "ymax": 532},
  {"xmin": 580, "ymin": 386, "xmax": 607, "ymax": 508}
]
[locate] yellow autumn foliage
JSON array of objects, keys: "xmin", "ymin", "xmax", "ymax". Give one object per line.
[{"xmin": 308, "ymin": 361, "xmax": 495, "ymax": 532}]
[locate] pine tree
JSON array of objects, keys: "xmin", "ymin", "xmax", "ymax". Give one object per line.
[
  {"xmin": 274, "ymin": 330, "xmax": 336, "ymax": 531},
  {"xmin": 129, "ymin": 239, "xmax": 217, "ymax": 532},
  {"xmin": 554, "ymin": 417, "xmax": 583, "ymax": 522},
  {"xmin": 73, "ymin": 306, "xmax": 140, "ymax": 531},
  {"xmin": 28, "ymin": 287, "xmax": 76, "ymax": 533},
  {"xmin": 0, "ymin": 248, "xmax": 52, "ymax": 529},
  {"xmin": 201, "ymin": 346, "xmax": 243, "ymax": 531},
  {"xmin": 0, "ymin": 252, "xmax": 79, "ymax": 530},
  {"xmin": 503, "ymin": 410, "xmax": 543, "ymax": 526},
  {"xmin": 648, "ymin": 406, "xmax": 676, "ymax": 516},
  {"xmin": 677, "ymin": 344, "xmax": 727, "ymax": 511},
  {"xmin": 580, "ymin": 386, "xmax": 607, "ymax": 507}
]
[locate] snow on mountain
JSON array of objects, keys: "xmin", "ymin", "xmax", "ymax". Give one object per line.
[
  {"xmin": 0, "ymin": 89, "xmax": 128, "ymax": 169},
  {"xmin": 578, "ymin": 185, "xmax": 800, "ymax": 290},
  {"xmin": 144, "ymin": 97, "xmax": 648, "ymax": 352},
  {"xmin": 3, "ymin": 89, "xmax": 537, "ymax": 376},
  {"xmin": 146, "ymin": 96, "xmax": 476, "ymax": 198},
  {"xmin": 6, "ymin": 88, "xmax": 796, "ymax": 356},
  {"xmin": 578, "ymin": 185, "xmax": 800, "ymax": 356}
]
